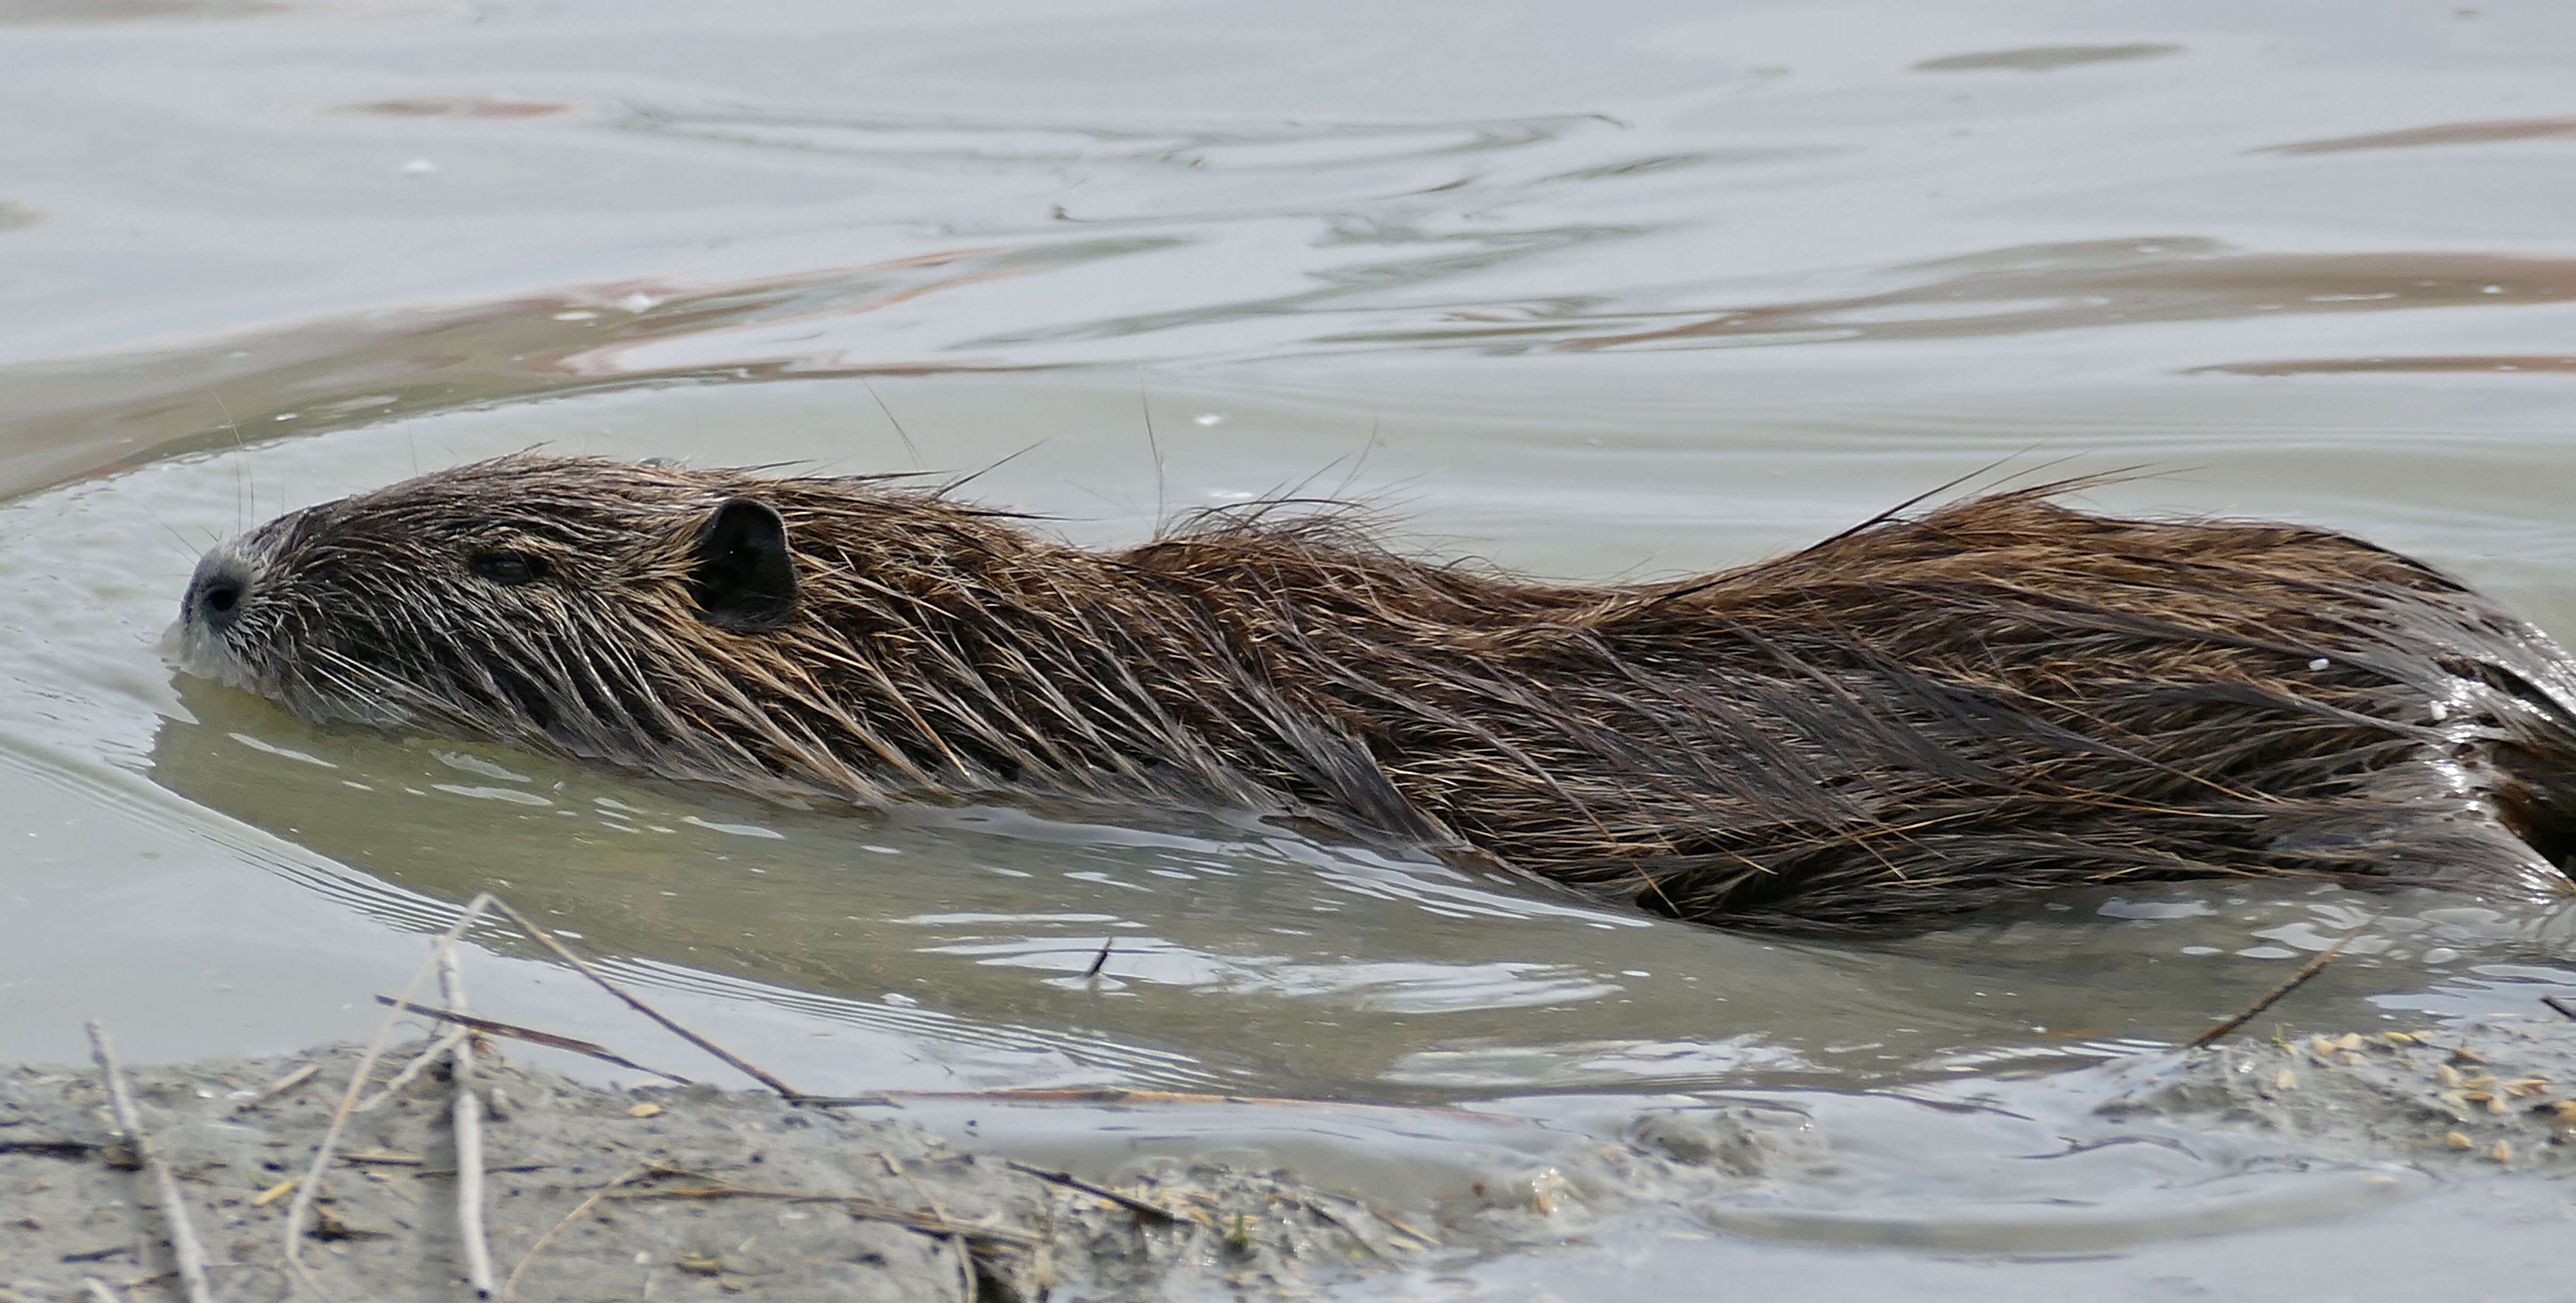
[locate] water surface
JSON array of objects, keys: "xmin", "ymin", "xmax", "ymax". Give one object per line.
[{"xmin": 5, "ymin": 1, "xmax": 2576, "ymax": 1297}]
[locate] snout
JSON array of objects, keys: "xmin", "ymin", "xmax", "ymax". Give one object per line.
[{"xmin": 183, "ymin": 549, "xmax": 253, "ymax": 636}]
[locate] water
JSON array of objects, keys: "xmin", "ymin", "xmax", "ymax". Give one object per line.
[{"xmin": 5, "ymin": 0, "xmax": 2576, "ymax": 1296}]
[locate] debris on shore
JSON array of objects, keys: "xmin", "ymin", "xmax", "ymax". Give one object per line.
[
  {"xmin": 0, "ymin": 1044, "xmax": 1455, "ymax": 1302},
  {"xmin": 2103, "ymin": 1015, "xmax": 2576, "ymax": 1170}
]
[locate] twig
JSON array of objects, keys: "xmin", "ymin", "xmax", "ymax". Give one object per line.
[
  {"xmin": 80, "ymin": 1280, "xmax": 120, "ymax": 1303},
  {"xmin": 2186, "ymin": 925, "xmax": 2367, "ymax": 1049},
  {"xmin": 86, "ymin": 1021, "xmax": 213, "ymax": 1303},
  {"xmin": 443, "ymin": 942, "xmax": 498, "ymax": 1299},
  {"xmin": 2543, "ymin": 994, "xmax": 2576, "ymax": 1022},
  {"xmin": 878, "ymin": 1151, "xmax": 953, "ymax": 1226},
  {"xmin": 616, "ymin": 1165, "xmax": 1038, "ymax": 1245},
  {"xmin": 947, "ymin": 1231, "xmax": 975, "ymax": 1303},
  {"xmin": 354, "ymin": 1026, "xmax": 470, "ymax": 1113},
  {"xmin": 234, "ymin": 1062, "xmax": 320, "ymax": 1111},
  {"xmin": 503, "ymin": 1163, "xmax": 652, "ymax": 1301},
  {"xmin": 371, "ymin": 997, "xmax": 693, "ymax": 1084},
  {"xmin": 489, "ymin": 899, "xmax": 805, "ymax": 1099},
  {"xmin": 879, "ymin": 1152, "xmax": 969, "ymax": 1303},
  {"xmin": 338, "ymin": 1151, "xmax": 425, "ymax": 1166},
  {"xmin": 1084, "ymin": 938, "xmax": 1114, "ymax": 979},
  {"xmin": 0, "ymin": 1138, "xmax": 98, "ymax": 1158},
  {"xmin": 285, "ymin": 890, "xmax": 496, "ymax": 1288},
  {"xmin": 1004, "ymin": 1160, "xmax": 1187, "ymax": 1225}
]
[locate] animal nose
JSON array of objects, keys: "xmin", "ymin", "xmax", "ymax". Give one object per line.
[{"xmin": 186, "ymin": 554, "xmax": 250, "ymax": 635}]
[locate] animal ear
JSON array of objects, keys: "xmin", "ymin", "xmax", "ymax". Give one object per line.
[{"xmin": 688, "ymin": 498, "xmax": 798, "ymax": 632}]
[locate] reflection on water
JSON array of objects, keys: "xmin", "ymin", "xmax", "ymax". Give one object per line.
[
  {"xmin": 1530, "ymin": 242, "xmax": 2576, "ymax": 353},
  {"xmin": 2257, "ymin": 115, "xmax": 2576, "ymax": 155},
  {"xmin": 8, "ymin": 0, "xmax": 2576, "ymax": 1289},
  {"xmin": 1912, "ymin": 44, "xmax": 2186, "ymax": 73}
]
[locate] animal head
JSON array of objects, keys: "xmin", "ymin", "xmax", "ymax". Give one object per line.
[{"xmin": 175, "ymin": 455, "xmax": 808, "ymax": 753}]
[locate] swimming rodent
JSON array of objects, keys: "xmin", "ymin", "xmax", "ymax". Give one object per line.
[{"xmin": 176, "ymin": 454, "xmax": 2576, "ymax": 931}]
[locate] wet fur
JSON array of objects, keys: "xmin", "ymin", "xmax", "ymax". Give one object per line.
[{"xmin": 186, "ymin": 456, "xmax": 2576, "ymax": 931}]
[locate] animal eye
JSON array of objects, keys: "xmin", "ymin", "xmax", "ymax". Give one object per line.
[{"xmin": 467, "ymin": 550, "xmax": 547, "ymax": 585}]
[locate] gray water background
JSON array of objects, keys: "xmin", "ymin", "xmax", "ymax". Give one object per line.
[{"xmin": 4, "ymin": 1, "xmax": 2576, "ymax": 1297}]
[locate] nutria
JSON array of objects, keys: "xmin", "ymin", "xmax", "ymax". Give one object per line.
[{"xmin": 175, "ymin": 454, "xmax": 2576, "ymax": 931}]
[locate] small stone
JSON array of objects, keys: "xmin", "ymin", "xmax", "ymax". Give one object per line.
[
  {"xmin": 2447, "ymin": 1131, "xmax": 2474, "ymax": 1149},
  {"xmin": 627, "ymin": 1103, "xmax": 662, "ymax": 1119}
]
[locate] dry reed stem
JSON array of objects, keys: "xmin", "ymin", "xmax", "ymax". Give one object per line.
[
  {"xmin": 879, "ymin": 1151, "xmax": 969, "ymax": 1303},
  {"xmin": 947, "ymin": 1232, "xmax": 974, "ymax": 1303},
  {"xmin": 614, "ymin": 1164, "xmax": 1039, "ymax": 1245},
  {"xmin": 283, "ymin": 890, "xmax": 496, "ymax": 1293},
  {"xmin": 488, "ymin": 898, "xmax": 804, "ymax": 1099},
  {"xmin": 1004, "ymin": 1160, "xmax": 1191, "ymax": 1225},
  {"xmin": 354, "ymin": 1026, "xmax": 468, "ymax": 1114},
  {"xmin": 370, "ymin": 996, "xmax": 692, "ymax": 1083},
  {"xmin": 500, "ymin": 1163, "xmax": 652, "ymax": 1302},
  {"xmin": 234, "ymin": 1062, "xmax": 320, "ymax": 1112},
  {"xmin": 84, "ymin": 1021, "xmax": 213, "ymax": 1303},
  {"xmin": 441, "ymin": 942, "xmax": 498, "ymax": 1299},
  {"xmin": 2186, "ymin": 923, "xmax": 2368, "ymax": 1049}
]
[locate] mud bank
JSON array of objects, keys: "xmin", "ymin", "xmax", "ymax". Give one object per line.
[
  {"xmin": 2102, "ymin": 1015, "xmax": 2576, "ymax": 1171},
  {"xmin": 0, "ymin": 1046, "xmax": 1465, "ymax": 1303},
  {"xmin": 10, "ymin": 1017, "xmax": 2576, "ymax": 1302}
]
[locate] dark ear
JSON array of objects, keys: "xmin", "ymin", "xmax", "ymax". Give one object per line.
[{"xmin": 689, "ymin": 498, "xmax": 798, "ymax": 632}]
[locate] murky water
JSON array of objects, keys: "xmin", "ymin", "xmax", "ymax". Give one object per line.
[{"xmin": 6, "ymin": 0, "xmax": 2576, "ymax": 1296}]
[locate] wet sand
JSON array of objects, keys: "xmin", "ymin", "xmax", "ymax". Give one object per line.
[
  {"xmin": 0, "ymin": 1043, "xmax": 1458, "ymax": 1302},
  {"xmin": 9, "ymin": 1014, "xmax": 2575, "ymax": 1301}
]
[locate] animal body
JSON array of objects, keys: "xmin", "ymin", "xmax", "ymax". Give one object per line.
[{"xmin": 177, "ymin": 455, "xmax": 2576, "ymax": 931}]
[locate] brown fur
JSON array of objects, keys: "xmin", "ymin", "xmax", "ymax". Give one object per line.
[{"xmin": 177, "ymin": 455, "xmax": 2576, "ymax": 931}]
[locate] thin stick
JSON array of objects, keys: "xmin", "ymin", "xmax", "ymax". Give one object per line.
[
  {"xmin": 2543, "ymin": 994, "xmax": 2576, "ymax": 1022},
  {"xmin": 233, "ymin": 1062, "xmax": 320, "ymax": 1112},
  {"xmin": 1003, "ymin": 1160, "xmax": 1186, "ymax": 1225},
  {"xmin": 878, "ymin": 1151, "xmax": 969, "ymax": 1303},
  {"xmin": 85, "ymin": 1021, "xmax": 213, "ymax": 1303},
  {"xmin": 371, "ymin": 997, "xmax": 693, "ymax": 1084},
  {"xmin": 442, "ymin": 943, "xmax": 498, "ymax": 1299},
  {"xmin": 80, "ymin": 1280, "xmax": 120, "ymax": 1303},
  {"xmin": 621, "ymin": 1163, "xmax": 1030, "ymax": 1239},
  {"xmin": 355, "ymin": 1026, "xmax": 470, "ymax": 1113},
  {"xmin": 285, "ymin": 891, "xmax": 496, "ymax": 1285},
  {"xmin": 489, "ymin": 899, "xmax": 804, "ymax": 1099},
  {"xmin": 948, "ymin": 1231, "xmax": 975, "ymax": 1303},
  {"xmin": 2186, "ymin": 925, "xmax": 2367, "ymax": 1049},
  {"xmin": 502, "ymin": 1163, "xmax": 651, "ymax": 1302}
]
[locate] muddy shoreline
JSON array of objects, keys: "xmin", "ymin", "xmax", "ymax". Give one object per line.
[
  {"xmin": 0, "ymin": 1044, "xmax": 1473, "ymax": 1302},
  {"xmin": 8, "ymin": 1017, "xmax": 2576, "ymax": 1301}
]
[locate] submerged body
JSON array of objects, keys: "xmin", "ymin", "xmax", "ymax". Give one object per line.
[{"xmin": 177, "ymin": 456, "xmax": 2576, "ymax": 930}]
